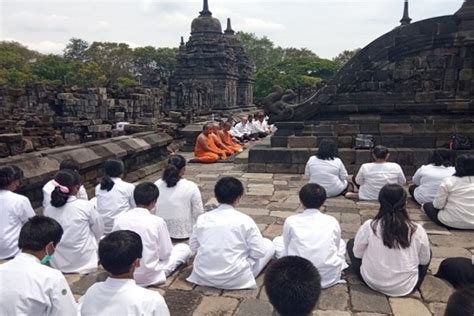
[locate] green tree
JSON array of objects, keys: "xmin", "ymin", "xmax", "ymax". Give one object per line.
[
  {"xmin": 236, "ymin": 32, "xmax": 283, "ymax": 70},
  {"xmin": 133, "ymin": 46, "xmax": 177, "ymax": 86},
  {"xmin": 333, "ymin": 48, "xmax": 361, "ymax": 69},
  {"xmin": 67, "ymin": 61, "xmax": 107, "ymax": 87},
  {"xmin": 32, "ymin": 54, "xmax": 74, "ymax": 84},
  {"xmin": 0, "ymin": 41, "xmax": 39, "ymax": 87},
  {"xmin": 64, "ymin": 38, "xmax": 89, "ymax": 62}
]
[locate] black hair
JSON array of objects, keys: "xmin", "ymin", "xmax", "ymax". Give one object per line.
[
  {"xmin": 0, "ymin": 166, "xmax": 16, "ymax": 189},
  {"xmin": 316, "ymin": 138, "xmax": 339, "ymax": 160},
  {"xmin": 429, "ymin": 149, "xmax": 453, "ymax": 167},
  {"xmin": 299, "ymin": 183, "xmax": 327, "ymax": 209},
  {"xmin": 59, "ymin": 159, "xmax": 81, "ymax": 172},
  {"xmin": 264, "ymin": 256, "xmax": 322, "ymax": 316},
  {"xmin": 11, "ymin": 165, "xmax": 24, "ymax": 182},
  {"xmin": 371, "ymin": 184, "xmax": 416, "ymax": 249},
  {"xmin": 100, "ymin": 159, "xmax": 125, "ymax": 191},
  {"xmin": 51, "ymin": 170, "xmax": 81, "ymax": 208},
  {"xmin": 18, "ymin": 216, "xmax": 63, "ymax": 251},
  {"xmin": 134, "ymin": 182, "xmax": 159, "ymax": 206},
  {"xmin": 445, "ymin": 286, "xmax": 474, "ymax": 316},
  {"xmin": 99, "ymin": 230, "xmax": 143, "ymax": 275},
  {"xmin": 162, "ymin": 155, "xmax": 186, "ymax": 188},
  {"xmin": 372, "ymin": 145, "xmax": 389, "ymax": 160},
  {"xmin": 454, "ymin": 154, "xmax": 474, "ymax": 177},
  {"xmin": 435, "ymin": 257, "xmax": 474, "ymax": 289},
  {"xmin": 214, "ymin": 177, "xmax": 244, "ymax": 205}
]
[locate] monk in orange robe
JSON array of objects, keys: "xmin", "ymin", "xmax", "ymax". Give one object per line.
[
  {"xmin": 210, "ymin": 123, "xmax": 235, "ymax": 156},
  {"xmin": 219, "ymin": 121, "xmax": 243, "ymax": 153},
  {"xmin": 192, "ymin": 123, "xmax": 227, "ymax": 163}
]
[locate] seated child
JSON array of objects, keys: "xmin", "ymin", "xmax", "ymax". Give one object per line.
[
  {"xmin": 112, "ymin": 182, "xmax": 191, "ymax": 287},
  {"xmin": 273, "ymin": 183, "xmax": 348, "ymax": 288},
  {"xmin": 79, "ymin": 230, "xmax": 170, "ymax": 316},
  {"xmin": 0, "ymin": 216, "xmax": 77, "ymax": 315},
  {"xmin": 264, "ymin": 256, "xmax": 322, "ymax": 316},
  {"xmin": 187, "ymin": 177, "xmax": 275, "ymax": 289}
]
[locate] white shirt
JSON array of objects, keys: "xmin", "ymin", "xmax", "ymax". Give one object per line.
[
  {"xmin": 434, "ymin": 176, "xmax": 474, "ymax": 229},
  {"xmin": 187, "ymin": 204, "xmax": 268, "ymax": 290},
  {"xmin": 0, "ymin": 253, "xmax": 77, "ymax": 316},
  {"xmin": 44, "ymin": 197, "xmax": 104, "ymax": 274},
  {"xmin": 43, "ymin": 180, "xmax": 88, "ymax": 209},
  {"xmin": 234, "ymin": 122, "xmax": 251, "ymax": 135},
  {"xmin": 0, "ymin": 190, "xmax": 36, "ymax": 259},
  {"xmin": 305, "ymin": 156, "xmax": 349, "ymax": 197},
  {"xmin": 155, "ymin": 178, "xmax": 204, "ymax": 239},
  {"xmin": 412, "ymin": 164, "xmax": 455, "ymax": 204},
  {"xmin": 79, "ymin": 278, "xmax": 170, "ymax": 316},
  {"xmin": 356, "ymin": 162, "xmax": 406, "ymax": 200},
  {"xmin": 281, "ymin": 209, "xmax": 348, "ymax": 288},
  {"xmin": 95, "ymin": 178, "xmax": 135, "ymax": 234},
  {"xmin": 112, "ymin": 207, "xmax": 173, "ymax": 286},
  {"xmin": 230, "ymin": 126, "xmax": 243, "ymax": 138},
  {"xmin": 353, "ymin": 220, "xmax": 431, "ymax": 297},
  {"xmin": 250, "ymin": 121, "xmax": 265, "ymax": 134}
]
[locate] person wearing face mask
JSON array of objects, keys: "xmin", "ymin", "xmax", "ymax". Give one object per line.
[
  {"xmin": 0, "ymin": 216, "xmax": 77, "ymax": 315},
  {"xmin": 43, "ymin": 169, "xmax": 104, "ymax": 274},
  {"xmin": 0, "ymin": 165, "xmax": 36, "ymax": 260}
]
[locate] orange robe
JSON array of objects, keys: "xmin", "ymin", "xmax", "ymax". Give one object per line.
[
  {"xmin": 211, "ymin": 133, "xmax": 234, "ymax": 156},
  {"xmin": 222, "ymin": 131, "xmax": 243, "ymax": 153},
  {"xmin": 194, "ymin": 134, "xmax": 227, "ymax": 163}
]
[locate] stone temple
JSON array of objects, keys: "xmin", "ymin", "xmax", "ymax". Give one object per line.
[{"xmin": 167, "ymin": 0, "xmax": 254, "ymax": 115}]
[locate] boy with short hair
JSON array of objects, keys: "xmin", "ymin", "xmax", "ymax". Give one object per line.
[
  {"xmin": 79, "ymin": 230, "xmax": 170, "ymax": 316},
  {"xmin": 112, "ymin": 182, "xmax": 191, "ymax": 286},
  {"xmin": 0, "ymin": 216, "xmax": 77, "ymax": 316},
  {"xmin": 273, "ymin": 183, "xmax": 348, "ymax": 288},
  {"xmin": 264, "ymin": 256, "xmax": 322, "ymax": 316},
  {"xmin": 187, "ymin": 176, "xmax": 275, "ymax": 289}
]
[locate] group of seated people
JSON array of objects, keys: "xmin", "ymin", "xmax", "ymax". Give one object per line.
[
  {"xmin": 0, "ymin": 142, "xmax": 473, "ymax": 315},
  {"xmin": 192, "ymin": 113, "xmax": 273, "ymax": 163}
]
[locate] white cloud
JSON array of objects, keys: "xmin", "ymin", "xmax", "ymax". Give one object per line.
[
  {"xmin": 9, "ymin": 11, "xmax": 72, "ymax": 32},
  {"xmin": 237, "ymin": 18, "xmax": 286, "ymax": 32},
  {"xmin": 26, "ymin": 41, "xmax": 66, "ymax": 55}
]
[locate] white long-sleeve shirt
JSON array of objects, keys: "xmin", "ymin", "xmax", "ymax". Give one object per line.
[
  {"xmin": 187, "ymin": 204, "xmax": 268, "ymax": 290},
  {"xmin": 305, "ymin": 156, "xmax": 349, "ymax": 197},
  {"xmin": 112, "ymin": 208, "xmax": 173, "ymax": 286},
  {"xmin": 95, "ymin": 178, "xmax": 135, "ymax": 234},
  {"xmin": 412, "ymin": 164, "xmax": 455, "ymax": 204},
  {"xmin": 353, "ymin": 220, "xmax": 431, "ymax": 297},
  {"xmin": 281, "ymin": 209, "xmax": 348, "ymax": 288},
  {"xmin": 234, "ymin": 122, "xmax": 252, "ymax": 135},
  {"xmin": 79, "ymin": 278, "xmax": 170, "ymax": 316},
  {"xmin": 44, "ymin": 197, "xmax": 104, "ymax": 274},
  {"xmin": 0, "ymin": 190, "xmax": 36, "ymax": 259},
  {"xmin": 230, "ymin": 126, "xmax": 243, "ymax": 138},
  {"xmin": 433, "ymin": 176, "xmax": 474, "ymax": 229},
  {"xmin": 355, "ymin": 162, "xmax": 406, "ymax": 200},
  {"xmin": 154, "ymin": 178, "xmax": 204, "ymax": 239},
  {"xmin": 43, "ymin": 180, "xmax": 88, "ymax": 209},
  {"xmin": 0, "ymin": 253, "xmax": 77, "ymax": 316}
]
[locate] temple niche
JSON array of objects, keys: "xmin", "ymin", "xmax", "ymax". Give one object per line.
[{"xmin": 168, "ymin": 0, "xmax": 254, "ymax": 115}]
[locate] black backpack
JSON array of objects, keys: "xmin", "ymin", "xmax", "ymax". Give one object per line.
[{"xmin": 450, "ymin": 134, "xmax": 472, "ymax": 150}]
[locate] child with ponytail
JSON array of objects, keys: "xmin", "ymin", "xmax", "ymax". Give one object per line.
[
  {"xmin": 347, "ymin": 184, "xmax": 431, "ymax": 296},
  {"xmin": 95, "ymin": 159, "xmax": 135, "ymax": 234},
  {"xmin": 0, "ymin": 165, "xmax": 35, "ymax": 260},
  {"xmin": 155, "ymin": 155, "xmax": 203, "ymax": 239},
  {"xmin": 44, "ymin": 169, "xmax": 103, "ymax": 274}
]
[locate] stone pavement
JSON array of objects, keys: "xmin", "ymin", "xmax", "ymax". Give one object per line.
[{"xmin": 6, "ymin": 151, "xmax": 474, "ymax": 316}]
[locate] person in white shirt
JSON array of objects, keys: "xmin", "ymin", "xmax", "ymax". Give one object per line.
[
  {"xmin": 155, "ymin": 155, "xmax": 203, "ymax": 239},
  {"xmin": 305, "ymin": 139, "xmax": 350, "ymax": 197},
  {"xmin": 347, "ymin": 184, "xmax": 431, "ymax": 297},
  {"xmin": 273, "ymin": 183, "xmax": 348, "ymax": 288},
  {"xmin": 264, "ymin": 256, "xmax": 322, "ymax": 316},
  {"xmin": 95, "ymin": 159, "xmax": 135, "ymax": 234},
  {"xmin": 0, "ymin": 165, "xmax": 36, "ymax": 260},
  {"xmin": 409, "ymin": 149, "xmax": 455, "ymax": 205},
  {"xmin": 346, "ymin": 145, "xmax": 406, "ymax": 200},
  {"xmin": 234, "ymin": 116, "xmax": 254, "ymax": 141},
  {"xmin": 249, "ymin": 114, "xmax": 268, "ymax": 138},
  {"xmin": 43, "ymin": 159, "xmax": 88, "ymax": 210},
  {"xmin": 422, "ymin": 154, "xmax": 474, "ymax": 230},
  {"xmin": 79, "ymin": 230, "xmax": 170, "ymax": 316},
  {"xmin": 187, "ymin": 177, "xmax": 275, "ymax": 290},
  {"xmin": 44, "ymin": 170, "xmax": 104, "ymax": 274},
  {"xmin": 0, "ymin": 216, "xmax": 77, "ymax": 316},
  {"xmin": 112, "ymin": 182, "xmax": 191, "ymax": 287}
]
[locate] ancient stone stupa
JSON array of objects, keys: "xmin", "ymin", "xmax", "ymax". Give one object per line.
[{"xmin": 168, "ymin": 0, "xmax": 254, "ymax": 115}]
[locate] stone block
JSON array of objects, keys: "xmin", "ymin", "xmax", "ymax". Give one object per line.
[
  {"xmin": 248, "ymin": 148, "xmax": 268, "ymax": 163},
  {"xmin": 163, "ymin": 289, "xmax": 202, "ymax": 316},
  {"xmin": 248, "ymin": 163, "xmax": 266, "ymax": 173},
  {"xmin": 381, "ymin": 136, "xmax": 404, "ymax": 147},
  {"xmin": 0, "ymin": 143, "xmax": 10, "ymax": 157},
  {"xmin": 234, "ymin": 299, "xmax": 273, "ymax": 316},
  {"xmin": 288, "ymin": 136, "xmax": 317, "ymax": 148},
  {"xmin": 339, "ymin": 149, "xmax": 356, "ymax": 164},
  {"xmin": 266, "ymin": 163, "xmax": 299, "ymax": 174},
  {"xmin": 264, "ymin": 148, "xmax": 292, "ymax": 164},
  {"xmin": 403, "ymin": 136, "xmax": 436, "ymax": 148},
  {"xmin": 420, "ymin": 275, "xmax": 454, "ymax": 303},
  {"xmin": 263, "ymin": 224, "xmax": 283, "ymax": 239},
  {"xmin": 389, "ymin": 298, "xmax": 431, "ymax": 316},
  {"xmin": 396, "ymin": 149, "xmax": 414, "ymax": 165},
  {"xmin": 350, "ymin": 284, "xmax": 391, "ymax": 314},
  {"xmin": 335, "ymin": 124, "xmax": 360, "ymax": 135},
  {"xmin": 338, "ymin": 136, "xmax": 353, "ymax": 148},
  {"xmin": 355, "ymin": 150, "xmax": 371, "ymax": 164},
  {"xmin": 317, "ymin": 284, "xmax": 349, "ymax": 311},
  {"xmin": 380, "ymin": 123, "xmax": 413, "ymax": 135},
  {"xmin": 359, "ymin": 123, "xmax": 380, "ymax": 134},
  {"xmin": 291, "ymin": 149, "xmax": 312, "ymax": 164},
  {"xmin": 193, "ymin": 296, "xmax": 239, "ymax": 315},
  {"xmin": 270, "ymin": 136, "xmax": 288, "ymax": 148}
]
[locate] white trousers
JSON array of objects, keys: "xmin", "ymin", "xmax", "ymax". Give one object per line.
[
  {"xmin": 247, "ymin": 238, "xmax": 275, "ymax": 277},
  {"xmin": 161, "ymin": 243, "xmax": 192, "ymax": 276}
]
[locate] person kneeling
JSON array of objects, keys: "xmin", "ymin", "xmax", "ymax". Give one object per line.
[
  {"xmin": 112, "ymin": 182, "xmax": 191, "ymax": 287},
  {"xmin": 273, "ymin": 183, "xmax": 348, "ymax": 288},
  {"xmin": 187, "ymin": 177, "xmax": 275, "ymax": 289},
  {"xmin": 79, "ymin": 230, "xmax": 170, "ymax": 316}
]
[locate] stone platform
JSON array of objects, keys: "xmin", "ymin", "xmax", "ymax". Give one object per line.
[{"xmin": 27, "ymin": 150, "xmax": 473, "ymax": 316}]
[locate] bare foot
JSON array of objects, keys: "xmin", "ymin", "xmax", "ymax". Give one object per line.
[{"xmin": 345, "ymin": 192, "xmax": 359, "ymax": 200}]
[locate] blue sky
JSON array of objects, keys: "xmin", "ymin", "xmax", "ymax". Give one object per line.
[{"xmin": 0, "ymin": 0, "xmax": 464, "ymax": 58}]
